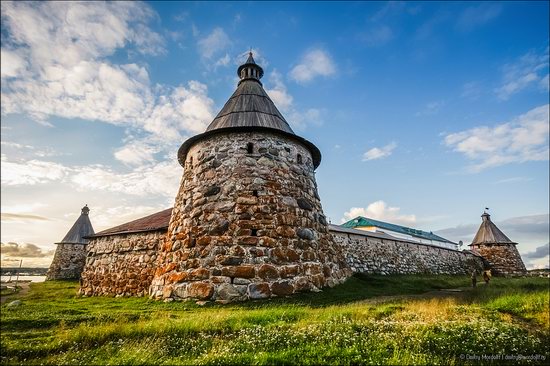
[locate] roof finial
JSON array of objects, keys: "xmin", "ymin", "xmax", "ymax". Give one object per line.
[{"xmin": 81, "ymin": 204, "xmax": 90, "ymax": 215}]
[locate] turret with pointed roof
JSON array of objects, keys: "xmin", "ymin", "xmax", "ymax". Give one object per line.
[
  {"xmin": 469, "ymin": 211, "xmax": 526, "ymax": 276},
  {"xmin": 150, "ymin": 52, "xmax": 350, "ymax": 301},
  {"xmin": 46, "ymin": 205, "xmax": 95, "ymax": 280}
]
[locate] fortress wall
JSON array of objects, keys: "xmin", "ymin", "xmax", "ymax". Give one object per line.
[
  {"xmin": 79, "ymin": 231, "xmax": 163, "ymax": 297},
  {"xmin": 332, "ymin": 231, "xmax": 485, "ymax": 275},
  {"xmin": 46, "ymin": 243, "xmax": 87, "ymax": 280}
]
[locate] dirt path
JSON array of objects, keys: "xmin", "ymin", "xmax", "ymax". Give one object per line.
[
  {"xmin": 357, "ymin": 288, "xmax": 469, "ymax": 305},
  {"xmin": 0, "ymin": 281, "xmax": 31, "ymax": 304}
]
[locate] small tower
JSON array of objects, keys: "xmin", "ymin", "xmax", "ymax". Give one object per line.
[
  {"xmin": 46, "ymin": 205, "xmax": 95, "ymax": 280},
  {"xmin": 150, "ymin": 53, "xmax": 350, "ymax": 301},
  {"xmin": 469, "ymin": 210, "xmax": 526, "ymax": 276}
]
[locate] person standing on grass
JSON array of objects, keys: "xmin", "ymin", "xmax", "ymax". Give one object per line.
[
  {"xmin": 471, "ymin": 271, "xmax": 477, "ymax": 288},
  {"xmin": 483, "ymin": 270, "xmax": 491, "ymax": 285}
]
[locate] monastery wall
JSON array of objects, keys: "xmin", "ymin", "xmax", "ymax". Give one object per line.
[
  {"xmin": 79, "ymin": 231, "xmax": 163, "ymax": 297},
  {"xmin": 332, "ymin": 229, "xmax": 486, "ymax": 275},
  {"xmin": 46, "ymin": 243, "xmax": 87, "ymax": 280}
]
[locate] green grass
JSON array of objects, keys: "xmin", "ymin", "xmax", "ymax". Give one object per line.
[{"xmin": 1, "ymin": 275, "xmax": 549, "ymax": 365}]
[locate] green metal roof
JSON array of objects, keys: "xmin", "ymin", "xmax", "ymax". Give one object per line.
[{"xmin": 341, "ymin": 216, "xmax": 456, "ymax": 244}]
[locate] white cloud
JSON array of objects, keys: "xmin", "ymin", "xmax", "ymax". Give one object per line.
[
  {"xmin": 265, "ymin": 70, "xmax": 293, "ymax": 112},
  {"xmin": 0, "ymin": 49, "xmax": 27, "ymax": 78},
  {"xmin": 289, "ymin": 48, "xmax": 336, "ymax": 84},
  {"xmin": 455, "ymin": 3, "xmax": 502, "ymax": 32},
  {"xmin": 197, "ymin": 27, "xmax": 231, "ymax": 59},
  {"xmin": 71, "ymin": 160, "xmax": 181, "ymax": 198},
  {"xmin": 114, "ymin": 140, "xmax": 159, "ymax": 166},
  {"xmin": 0, "ymin": 1, "xmax": 214, "ymax": 147},
  {"xmin": 1, "ymin": 154, "xmax": 181, "ymax": 198},
  {"xmin": 341, "ymin": 200, "xmax": 417, "ymax": 226},
  {"xmin": 495, "ymin": 47, "xmax": 549, "ymax": 100},
  {"xmin": 264, "ymin": 70, "xmax": 323, "ymax": 131},
  {"xmin": 1, "ymin": 154, "xmax": 69, "ymax": 186},
  {"xmin": 444, "ymin": 104, "xmax": 549, "ymax": 172},
  {"xmin": 362, "ymin": 142, "xmax": 397, "ymax": 161},
  {"xmin": 214, "ymin": 53, "xmax": 231, "ymax": 68}
]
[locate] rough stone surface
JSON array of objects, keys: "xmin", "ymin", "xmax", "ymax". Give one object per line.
[
  {"xmin": 470, "ymin": 243, "xmax": 526, "ymax": 276},
  {"xmin": 333, "ymin": 231, "xmax": 485, "ymax": 275},
  {"xmin": 150, "ymin": 132, "xmax": 351, "ymax": 301},
  {"xmin": 79, "ymin": 231, "xmax": 164, "ymax": 297},
  {"xmin": 46, "ymin": 243, "xmax": 87, "ymax": 280}
]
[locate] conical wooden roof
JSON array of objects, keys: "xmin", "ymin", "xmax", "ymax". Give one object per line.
[
  {"xmin": 177, "ymin": 52, "xmax": 321, "ymax": 168},
  {"xmin": 470, "ymin": 213, "xmax": 516, "ymax": 245},
  {"xmin": 58, "ymin": 205, "xmax": 95, "ymax": 244},
  {"xmin": 206, "ymin": 80, "xmax": 294, "ymax": 133}
]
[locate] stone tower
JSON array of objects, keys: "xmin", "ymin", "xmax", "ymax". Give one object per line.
[
  {"xmin": 150, "ymin": 53, "xmax": 351, "ymax": 301},
  {"xmin": 469, "ymin": 211, "xmax": 526, "ymax": 276},
  {"xmin": 46, "ymin": 205, "xmax": 95, "ymax": 280}
]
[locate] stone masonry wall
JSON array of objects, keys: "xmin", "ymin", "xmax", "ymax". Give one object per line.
[
  {"xmin": 470, "ymin": 244, "xmax": 526, "ymax": 276},
  {"xmin": 150, "ymin": 132, "xmax": 351, "ymax": 302},
  {"xmin": 79, "ymin": 231, "xmax": 163, "ymax": 296},
  {"xmin": 333, "ymin": 230, "xmax": 485, "ymax": 275},
  {"xmin": 46, "ymin": 243, "xmax": 87, "ymax": 280}
]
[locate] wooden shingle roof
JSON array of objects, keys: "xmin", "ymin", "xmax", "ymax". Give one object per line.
[
  {"xmin": 57, "ymin": 205, "xmax": 95, "ymax": 244},
  {"xmin": 206, "ymin": 80, "xmax": 294, "ymax": 134},
  {"xmin": 470, "ymin": 213, "xmax": 516, "ymax": 245}
]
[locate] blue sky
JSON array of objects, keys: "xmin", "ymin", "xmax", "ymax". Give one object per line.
[{"xmin": 1, "ymin": 1, "xmax": 548, "ymax": 268}]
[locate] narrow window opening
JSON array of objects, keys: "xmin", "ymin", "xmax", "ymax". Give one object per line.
[
  {"xmin": 189, "ymin": 156, "xmax": 193, "ymax": 168},
  {"xmin": 247, "ymin": 142, "xmax": 254, "ymax": 154},
  {"xmin": 253, "ymin": 190, "xmax": 259, "ymax": 197},
  {"xmin": 297, "ymin": 154, "xmax": 303, "ymax": 164},
  {"xmin": 183, "ymin": 199, "xmax": 187, "ymax": 205},
  {"xmin": 251, "ymin": 228, "xmax": 258, "ymax": 236}
]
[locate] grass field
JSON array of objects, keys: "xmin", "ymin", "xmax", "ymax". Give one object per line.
[{"xmin": 1, "ymin": 274, "xmax": 548, "ymax": 365}]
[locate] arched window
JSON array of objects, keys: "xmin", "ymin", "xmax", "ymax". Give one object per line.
[
  {"xmin": 247, "ymin": 142, "xmax": 254, "ymax": 154},
  {"xmin": 297, "ymin": 154, "xmax": 303, "ymax": 164}
]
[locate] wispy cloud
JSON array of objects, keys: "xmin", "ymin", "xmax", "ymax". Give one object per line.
[
  {"xmin": 495, "ymin": 47, "xmax": 549, "ymax": 100},
  {"xmin": 1, "ymin": 213, "xmax": 49, "ymax": 222},
  {"xmin": 362, "ymin": 142, "xmax": 397, "ymax": 161},
  {"xmin": 341, "ymin": 200, "xmax": 417, "ymax": 226},
  {"xmin": 493, "ymin": 177, "xmax": 533, "ymax": 185},
  {"xmin": 416, "ymin": 101, "xmax": 445, "ymax": 116},
  {"xmin": 289, "ymin": 48, "xmax": 336, "ymax": 84},
  {"xmin": 455, "ymin": 3, "xmax": 502, "ymax": 32},
  {"xmin": 197, "ymin": 27, "xmax": 231, "ymax": 59},
  {"xmin": 265, "ymin": 70, "xmax": 323, "ymax": 130},
  {"xmin": 444, "ymin": 104, "xmax": 549, "ymax": 172},
  {"xmin": 358, "ymin": 25, "xmax": 393, "ymax": 47}
]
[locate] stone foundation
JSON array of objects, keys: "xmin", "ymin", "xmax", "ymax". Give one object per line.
[
  {"xmin": 150, "ymin": 131, "xmax": 351, "ymax": 302},
  {"xmin": 79, "ymin": 231, "xmax": 163, "ymax": 296},
  {"xmin": 46, "ymin": 243, "xmax": 87, "ymax": 280},
  {"xmin": 333, "ymin": 229, "xmax": 485, "ymax": 275},
  {"xmin": 470, "ymin": 244, "xmax": 526, "ymax": 276}
]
